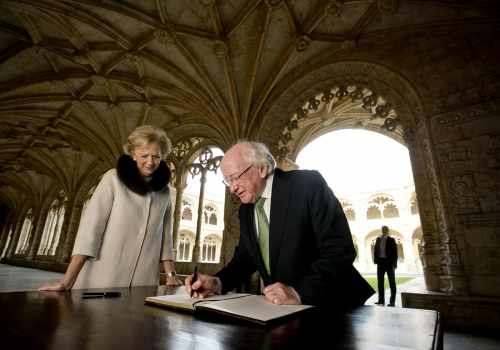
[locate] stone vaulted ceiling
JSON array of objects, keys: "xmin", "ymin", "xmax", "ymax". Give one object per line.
[{"xmin": 0, "ymin": 0, "xmax": 498, "ymax": 208}]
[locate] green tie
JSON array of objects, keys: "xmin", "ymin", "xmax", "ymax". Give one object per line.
[{"xmin": 255, "ymin": 197, "xmax": 270, "ymax": 274}]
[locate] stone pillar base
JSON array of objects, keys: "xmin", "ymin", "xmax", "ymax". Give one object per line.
[{"xmin": 402, "ymin": 291, "xmax": 500, "ymax": 331}]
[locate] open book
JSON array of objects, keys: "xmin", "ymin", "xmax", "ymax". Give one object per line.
[{"xmin": 145, "ymin": 291, "xmax": 313, "ymax": 325}]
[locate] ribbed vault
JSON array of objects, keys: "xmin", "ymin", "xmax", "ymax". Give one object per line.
[{"xmin": 1, "ymin": 0, "xmax": 498, "ymax": 208}]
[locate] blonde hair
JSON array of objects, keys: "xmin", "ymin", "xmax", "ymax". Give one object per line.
[{"xmin": 124, "ymin": 125, "xmax": 172, "ymax": 160}]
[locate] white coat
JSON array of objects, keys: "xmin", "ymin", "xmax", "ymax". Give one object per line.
[{"xmin": 71, "ymin": 167, "xmax": 173, "ymax": 289}]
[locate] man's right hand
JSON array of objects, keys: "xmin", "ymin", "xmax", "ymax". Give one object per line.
[
  {"xmin": 185, "ymin": 273, "xmax": 222, "ymax": 298},
  {"xmin": 38, "ymin": 279, "xmax": 68, "ymax": 291}
]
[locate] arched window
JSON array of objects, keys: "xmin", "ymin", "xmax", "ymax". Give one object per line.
[
  {"xmin": 180, "ymin": 146, "xmax": 225, "ymax": 262},
  {"xmin": 15, "ymin": 209, "xmax": 34, "ymax": 255},
  {"xmin": 203, "ymin": 204, "xmax": 217, "ymax": 226},
  {"xmin": 367, "ymin": 195, "xmax": 399, "ymax": 219},
  {"xmin": 181, "ymin": 200, "xmax": 193, "ymax": 221},
  {"xmin": 341, "ymin": 200, "xmax": 356, "ymax": 221},
  {"xmin": 383, "ymin": 202, "xmax": 399, "ymax": 218},
  {"xmin": 209, "ymin": 213, "xmax": 217, "ymax": 225},
  {"xmin": 345, "ymin": 208, "xmax": 355, "ymax": 221},
  {"xmin": 201, "ymin": 235, "xmax": 220, "ymax": 263},
  {"xmin": 176, "ymin": 231, "xmax": 194, "ymax": 262},
  {"xmin": 38, "ymin": 193, "xmax": 67, "ymax": 256},
  {"xmin": 367, "ymin": 205, "xmax": 381, "ymax": 219},
  {"xmin": 1, "ymin": 225, "xmax": 14, "ymax": 258}
]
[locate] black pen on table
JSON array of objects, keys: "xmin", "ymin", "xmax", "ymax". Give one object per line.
[
  {"xmin": 82, "ymin": 292, "xmax": 121, "ymax": 299},
  {"xmin": 190, "ymin": 265, "xmax": 198, "ymax": 298}
]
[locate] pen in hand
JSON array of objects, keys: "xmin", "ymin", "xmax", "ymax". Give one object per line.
[{"xmin": 190, "ymin": 265, "xmax": 198, "ymax": 298}]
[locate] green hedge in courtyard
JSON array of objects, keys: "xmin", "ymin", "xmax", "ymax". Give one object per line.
[{"xmin": 363, "ymin": 277, "xmax": 413, "ymax": 292}]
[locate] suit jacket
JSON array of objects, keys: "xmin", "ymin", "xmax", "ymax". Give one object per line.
[
  {"xmin": 216, "ymin": 168, "xmax": 374, "ymax": 308},
  {"xmin": 373, "ymin": 236, "xmax": 398, "ymax": 268}
]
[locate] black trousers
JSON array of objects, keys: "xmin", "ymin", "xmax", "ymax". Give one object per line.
[{"xmin": 376, "ymin": 259, "xmax": 396, "ymax": 304}]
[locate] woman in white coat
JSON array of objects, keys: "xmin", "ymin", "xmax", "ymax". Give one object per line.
[{"xmin": 39, "ymin": 125, "xmax": 179, "ymax": 290}]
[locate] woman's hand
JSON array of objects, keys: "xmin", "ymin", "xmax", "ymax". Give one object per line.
[
  {"xmin": 38, "ymin": 279, "xmax": 68, "ymax": 291},
  {"xmin": 38, "ymin": 255, "xmax": 87, "ymax": 292}
]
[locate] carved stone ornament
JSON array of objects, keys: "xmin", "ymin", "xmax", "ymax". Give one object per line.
[
  {"xmin": 214, "ymin": 41, "xmax": 228, "ymax": 57},
  {"xmin": 154, "ymin": 28, "xmax": 176, "ymax": 45},
  {"xmin": 264, "ymin": 0, "xmax": 283, "ymax": 8},
  {"xmin": 276, "ymin": 84, "xmax": 402, "ymax": 161},
  {"xmin": 377, "ymin": 0, "xmax": 399, "ymax": 15},
  {"xmin": 325, "ymin": 1, "xmax": 343, "ymax": 16},
  {"xmin": 91, "ymin": 75, "xmax": 107, "ymax": 86},
  {"xmin": 199, "ymin": 0, "xmax": 216, "ymax": 8},
  {"xmin": 341, "ymin": 40, "xmax": 356, "ymax": 52},
  {"xmin": 296, "ymin": 35, "xmax": 312, "ymax": 52}
]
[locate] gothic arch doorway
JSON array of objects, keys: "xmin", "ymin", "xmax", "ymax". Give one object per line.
[{"xmin": 260, "ymin": 61, "xmax": 467, "ymax": 293}]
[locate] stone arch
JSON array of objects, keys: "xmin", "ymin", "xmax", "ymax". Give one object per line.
[
  {"xmin": 259, "ymin": 60, "xmax": 465, "ymax": 293},
  {"xmin": 258, "ymin": 61, "xmax": 425, "ymax": 161}
]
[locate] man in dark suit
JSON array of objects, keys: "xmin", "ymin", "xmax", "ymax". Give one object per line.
[
  {"xmin": 373, "ymin": 225, "xmax": 398, "ymax": 306},
  {"xmin": 186, "ymin": 141, "xmax": 374, "ymax": 308}
]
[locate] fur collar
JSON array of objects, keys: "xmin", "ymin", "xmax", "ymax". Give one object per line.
[{"xmin": 116, "ymin": 154, "xmax": 171, "ymax": 195}]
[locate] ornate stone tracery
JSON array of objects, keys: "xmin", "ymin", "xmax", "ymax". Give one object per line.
[{"xmin": 276, "ymin": 84, "xmax": 401, "ymax": 162}]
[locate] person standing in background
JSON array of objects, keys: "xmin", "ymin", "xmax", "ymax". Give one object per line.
[{"xmin": 373, "ymin": 225, "xmax": 398, "ymax": 306}]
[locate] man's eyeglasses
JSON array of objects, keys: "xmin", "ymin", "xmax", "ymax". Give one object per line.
[{"xmin": 222, "ymin": 165, "xmax": 253, "ymax": 187}]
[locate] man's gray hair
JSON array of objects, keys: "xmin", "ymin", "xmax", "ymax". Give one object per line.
[{"xmin": 239, "ymin": 141, "xmax": 276, "ymax": 175}]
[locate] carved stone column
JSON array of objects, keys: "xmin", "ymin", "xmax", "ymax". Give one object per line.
[
  {"xmin": 5, "ymin": 213, "xmax": 24, "ymax": 258},
  {"xmin": 54, "ymin": 197, "xmax": 73, "ymax": 263},
  {"xmin": 187, "ymin": 148, "xmax": 222, "ymax": 264},
  {"xmin": 26, "ymin": 206, "xmax": 47, "ymax": 260},
  {"xmin": 0, "ymin": 211, "xmax": 14, "ymax": 258},
  {"xmin": 61, "ymin": 201, "xmax": 83, "ymax": 262},
  {"xmin": 172, "ymin": 176, "xmax": 188, "ymax": 259},
  {"xmin": 413, "ymin": 125, "xmax": 468, "ymax": 294}
]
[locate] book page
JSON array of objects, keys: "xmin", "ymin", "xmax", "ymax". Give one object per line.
[
  {"xmin": 198, "ymin": 295, "xmax": 313, "ymax": 323},
  {"xmin": 145, "ymin": 292, "xmax": 251, "ymax": 311},
  {"xmin": 145, "ymin": 293, "xmax": 197, "ymax": 310}
]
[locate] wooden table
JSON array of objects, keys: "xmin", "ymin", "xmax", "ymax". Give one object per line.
[{"xmin": 0, "ymin": 286, "xmax": 442, "ymax": 349}]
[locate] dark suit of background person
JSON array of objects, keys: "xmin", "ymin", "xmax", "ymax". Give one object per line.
[
  {"xmin": 373, "ymin": 226, "xmax": 398, "ymax": 306},
  {"xmin": 216, "ymin": 168, "xmax": 375, "ymax": 308}
]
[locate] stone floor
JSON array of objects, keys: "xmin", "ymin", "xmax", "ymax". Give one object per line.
[
  {"xmin": 1, "ymin": 263, "xmax": 499, "ymax": 349},
  {"xmin": 0, "ymin": 263, "xmax": 63, "ymax": 292}
]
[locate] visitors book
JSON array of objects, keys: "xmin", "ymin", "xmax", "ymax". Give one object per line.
[{"xmin": 145, "ymin": 292, "xmax": 313, "ymax": 325}]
